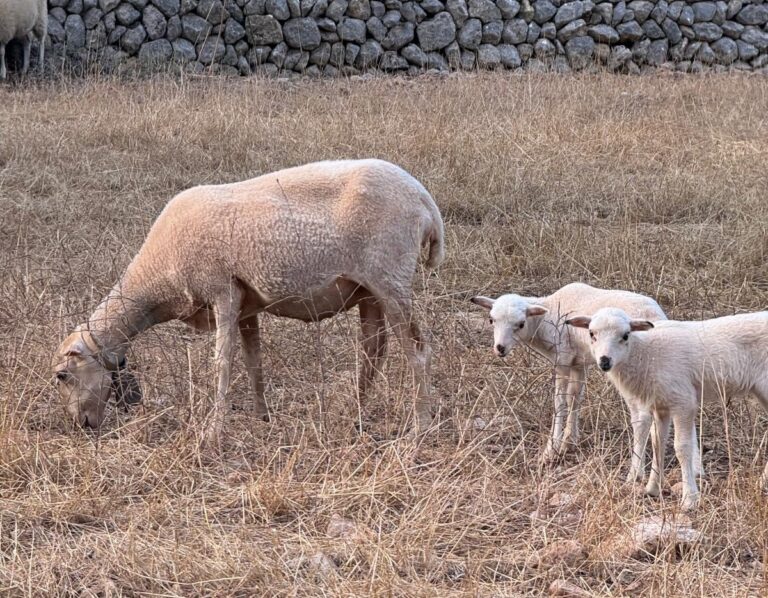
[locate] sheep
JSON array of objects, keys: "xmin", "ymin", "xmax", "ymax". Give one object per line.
[
  {"xmin": 0, "ymin": 0, "xmax": 47, "ymax": 80},
  {"xmin": 470, "ymin": 282, "xmax": 687, "ymax": 480},
  {"xmin": 51, "ymin": 159, "xmax": 445, "ymax": 445},
  {"xmin": 566, "ymin": 307, "xmax": 768, "ymax": 511}
]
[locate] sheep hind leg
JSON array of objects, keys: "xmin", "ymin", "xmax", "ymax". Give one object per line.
[
  {"xmin": 541, "ymin": 367, "xmax": 570, "ymax": 463},
  {"xmin": 21, "ymin": 37, "xmax": 31, "ymax": 75},
  {"xmin": 356, "ymin": 297, "xmax": 387, "ymax": 426},
  {"xmin": 751, "ymin": 384, "xmax": 768, "ymax": 491},
  {"xmin": 0, "ymin": 44, "xmax": 6, "ymax": 80},
  {"xmin": 203, "ymin": 284, "xmax": 244, "ymax": 448},
  {"xmin": 239, "ymin": 313, "xmax": 269, "ymax": 422},
  {"xmin": 673, "ymin": 413, "xmax": 700, "ymax": 511},
  {"xmin": 379, "ymin": 294, "xmax": 432, "ymax": 433},
  {"xmin": 561, "ymin": 366, "xmax": 586, "ymax": 453}
]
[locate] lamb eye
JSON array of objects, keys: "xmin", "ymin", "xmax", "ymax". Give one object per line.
[
  {"xmin": 55, "ymin": 371, "xmax": 70, "ymax": 383},
  {"xmin": 488, "ymin": 317, "xmax": 494, "ymax": 325},
  {"xmin": 518, "ymin": 322, "xmax": 525, "ymax": 330},
  {"xmin": 589, "ymin": 332, "xmax": 595, "ymax": 340},
  {"xmin": 622, "ymin": 333, "xmax": 629, "ymax": 342}
]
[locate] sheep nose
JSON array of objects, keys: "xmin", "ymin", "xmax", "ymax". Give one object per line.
[
  {"xmin": 495, "ymin": 344, "xmax": 507, "ymax": 357},
  {"xmin": 599, "ymin": 356, "xmax": 612, "ymax": 371}
]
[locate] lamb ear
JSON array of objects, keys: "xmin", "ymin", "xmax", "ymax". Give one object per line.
[
  {"xmin": 525, "ymin": 304, "xmax": 548, "ymax": 317},
  {"xmin": 565, "ymin": 316, "xmax": 591, "ymax": 329},
  {"xmin": 111, "ymin": 369, "xmax": 142, "ymax": 410},
  {"xmin": 630, "ymin": 320, "xmax": 654, "ymax": 332},
  {"xmin": 470, "ymin": 296, "xmax": 495, "ymax": 310}
]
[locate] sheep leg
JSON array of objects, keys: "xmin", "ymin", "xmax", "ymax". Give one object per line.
[
  {"xmin": 561, "ymin": 365, "xmax": 586, "ymax": 450},
  {"xmin": 357, "ymin": 297, "xmax": 387, "ymax": 403},
  {"xmin": 751, "ymin": 385, "xmax": 768, "ymax": 490},
  {"xmin": 673, "ymin": 413, "xmax": 700, "ymax": 511},
  {"xmin": 0, "ymin": 44, "xmax": 6, "ymax": 80},
  {"xmin": 541, "ymin": 367, "xmax": 570, "ymax": 462},
  {"xmin": 645, "ymin": 410, "xmax": 670, "ymax": 498},
  {"xmin": 36, "ymin": 22, "xmax": 46, "ymax": 70},
  {"xmin": 238, "ymin": 314, "xmax": 269, "ymax": 422},
  {"xmin": 21, "ymin": 37, "xmax": 31, "ymax": 75},
  {"xmin": 381, "ymin": 297, "xmax": 432, "ymax": 432},
  {"xmin": 204, "ymin": 284, "xmax": 243, "ymax": 447},
  {"xmin": 692, "ymin": 421, "xmax": 705, "ymax": 477},
  {"xmin": 625, "ymin": 401, "xmax": 652, "ymax": 483}
]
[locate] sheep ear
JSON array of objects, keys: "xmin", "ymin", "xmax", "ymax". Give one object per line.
[
  {"xmin": 525, "ymin": 304, "xmax": 548, "ymax": 317},
  {"xmin": 111, "ymin": 369, "xmax": 142, "ymax": 409},
  {"xmin": 565, "ymin": 316, "xmax": 591, "ymax": 329},
  {"xmin": 630, "ymin": 320, "xmax": 654, "ymax": 332},
  {"xmin": 470, "ymin": 296, "xmax": 495, "ymax": 311}
]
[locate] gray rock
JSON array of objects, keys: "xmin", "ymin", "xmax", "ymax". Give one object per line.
[
  {"xmin": 498, "ymin": 43, "xmax": 521, "ymax": 66},
  {"xmin": 245, "ymin": 14, "xmax": 283, "ymax": 44},
  {"xmin": 266, "ymin": 0, "xmax": 290, "ymax": 18},
  {"xmin": 668, "ymin": 37, "xmax": 686, "ymax": 60},
  {"xmin": 627, "ymin": 0, "xmax": 653, "ymax": 23},
  {"xmin": 248, "ymin": 44, "xmax": 271, "ymax": 63},
  {"xmin": 711, "ymin": 35, "xmax": 737, "ymax": 62},
  {"xmin": 611, "ymin": 0, "xmax": 625, "ymax": 26},
  {"xmin": 538, "ymin": 21, "xmax": 554, "ymax": 40},
  {"xmin": 348, "ymin": 0, "xmax": 371, "ymax": 19},
  {"xmin": 65, "ymin": 14, "xmax": 87, "ymax": 47},
  {"xmin": 752, "ymin": 53, "xmax": 768, "ymax": 68},
  {"xmin": 320, "ymin": 30, "xmax": 339, "ymax": 40},
  {"xmin": 517, "ymin": 41, "xmax": 533, "ymax": 60},
  {"xmin": 680, "ymin": 24, "xmax": 695, "ymax": 38},
  {"xmin": 736, "ymin": 4, "xmax": 768, "ymax": 26},
  {"xmin": 468, "ymin": 0, "xmax": 501, "ymax": 22},
  {"xmin": 382, "ymin": 22, "xmax": 414, "ymax": 48},
  {"xmin": 608, "ymin": 42, "xmax": 631, "ymax": 68},
  {"xmin": 557, "ymin": 18, "xmax": 586, "ymax": 42},
  {"xmin": 400, "ymin": 1, "xmax": 416, "ymax": 21},
  {"xmin": 725, "ymin": 0, "xmax": 741, "ymax": 20},
  {"xmin": 298, "ymin": 0, "xmax": 314, "ymax": 15},
  {"xmin": 425, "ymin": 51, "xmax": 448, "ymax": 69},
  {"xmin": 338, "ymin": 17, "xmax": 366, "ymax": 41},
  {"xmin": 445, "ymin": 39, "xmax": 461, "ymax": 65},
  {"xmin": 693, "ymin": 22, "xmax": 722, "ymax": 41},
  {"xmin": 325, "ymin": 0, "xmax": 347, "ymax": 20},
  {"xmin": 678, "ymin": 5, "xmax": 694, "ymax": 26},
  {"xmin": 631, "ymin": 37, "xmax": 649, "ymax": 61},
  {"xmin": 139, "ymin": 37, "xmax": 173, "ymax": 61},
  {"xmin": 224, "ymin": 17, "xmax": 246, "ymax": 42},
  {"xmin": 127, "ymin": 0, "xmax": 148, "ymax": 10},
  {"xmin": 502, "ymin": 18, "xmax": 527, "ymax": 43},
  {"xmin": 103, "ymin": 9, "xmax": 116, "ymax": 30},
  {"xmin": 565, "ymin": 34, "xmax": 593, "ymax": 67},
  {"xmin": 180, "ymin": 0, "xmax": 194, "ymax": 14},
  {"xmin": 683, "ymin": 39, "xmax": 701, "ymax": 58},
  {"xmin": 401, "ymin": 42, "xmax": 427, "ymax": 64},
  {"xmin": 108, "ymin": 24, "xmax": 126, "ymax": 44},
  {"xmin": 86, "ymin": 21, "xmax": 107, "ymax": 47},
  {"xmin": 741, "ymin": 26, "xmax": 768, "ymax": 50},
  {"xmin": 713, "ymin": 0, "xmax": 726, "ymax": 24},
  {"xmin": 345, "ymin": 42, "xmax": 360, "ymax": 64},
  {"xmin": 416, "ymin": 11, "xmax": 456, "ymax": 50},
  {"xmin": 50, "ymin": 7, "xmax": 67, "ymax": 23},
  {"xmin": 167, "ymin": 15, "xmax": 182, "ymax": 39},
  {"xmin": 68, "ymin": 0, "xmax": 83, "ymax": 14},
  {"xmin": 721, "ymin": 20, "xmax": 743, "ymax": 38},
  {"xmin": 287, "ymin": 0, "xmax": 300, "ymax": 17},
  {"xmin": 595, "ymin": 2, "xmax": 612, "ymax": 24},
  {"xmin": 172, "ymin": 37, "xmax": 196, "ymax": 59},
  {"xmin": 329, "ymin": 40, "xmax": 344, "ymax": 65},
  {"xmin": 554, "ymin": 1, "xmax": 585, "ymax": 28},
  {"xmin": 526, "ymin": 20, "xmax": 540, "ymax": 42},
  {"xmin": 143, "ymin": 5, "xmax": 167, "ymax": 39},
  {"xmin": 309, "ymin": 41, "xmax": 330, "ymax": 63},
  {"xmin": 692, "ymin": 1, "xmax": 716, "ymax": 22},
  {"xmin": 197, "ymin": 0, "xmax": 229, "ymax": 23},
  {"xmin": 650, "ymin": 0, "xmax": 667, "ymax": 22},
  {"xmin": 534, "ymin": 37, "xmax": 555, "ymax": 57},
  {"xmin": 48, "ymin": 17, "xmax": 66, "ymax": 43},
  {"xmin": 120, "ymin": 23, "xmax": 146, "ymax": 53},
  {"xmin": 237, "ymin": 54, "xmax": 250, "ymax": 73},
  {"xmin": 616, "ymin": 20, "xmax": 643, "ymax": 41},
  {"xmin": 642, "ymin": 18, "xmax": 664, "ymax": 39},
  {"xmin": 244, "ymin": 0, "xmax": 266, "ymax": 14},
  {"xmin": 283, "ymin": 17, "xmax": 321, "ymax": 48},
  {"xmin": 197, "ymin": 36, "xmax": 226, "ymax": 63},
  {"xmin": 498, "ymin": 0, "xmax": 520, "ymax": 19},
  {"xmin": 420, "ymin": 0, "xmax": 444, "ymax": 15},
  {"xmin": 646, "ymin": 37, "xmax": 667, "ymax": 63},
  {"xmin": 370, "ymin": 0, "xmax": 384, "ymax": 16},
  {"xmin": 309, "ymin": 0, "xmax": 328, "ymax": 16},
  {"xmin": 477, "ymin": 43, "xmax": 500, "ymax": 67},
  {"xmin": 284, "ymin": 48, "xmax": 309, "ymax": 69},
  {"xmin": 382, "ymin": 9, "xmax": 401, "ymax": 26},
  {"xmin": 225, "ymin": 0, "xmax": 243, "ymax": 19},
  {"xmin": 458, "ymin": 18, "xmax": 482, "ymax": 48},
  {"xmin": 459, "ymin": 49, "xmax": 475, "ymax": 68},
  {"xmin": 366, "ymin": 16, "xmax": 387, "ymax": 40},
  {"xmin": 697, "ymin": 41, "xmax": 715, "ymax": 63},
  {"xmin": 100, "ymin": 0, "xmax": 120, "ymax": 11},
  {"xmin": 588, "ymin": 23, "xmax": 618, "ymax": 42},
  {"xmin": 447, "ymin": 0, "xmax": 469, "ymax": 26},
  {"xmin": 152, "ymin": 0, "xmax": 180, "ymax": 16},
  {"xmin": 316, "ymin": 17, "xmax": 336, "ymax": 30},
  {"xmin": 182, "ymin": 14, "xmax": 211, "ymax": 41},
  {"xmin": 736, "ymin": 38, "xmax": 758, "ymax": 59},
  {"xmin": 234, "ymin": 39, "xmax": 249, "ymax": 54},
  {"xmin": 532, "ymin": 0, "xmax": 556, "ymax": 24},
  {"xmin": 355, "ymin": 39, "xmax": 382, "ymax": 66},
  {"xmin": 115, "ymin": 3, "xmax": 141, "ymax": 25},
  {"xmin": 269, "ymin": 40, "xmax": 287, "ymax": 65},
  {"xmin": 380, "ymin": 50, "xmax": 409, "ymax": 68},
  {"xmin": 84, "ymin": 7, "xmax": 104, "ymax": 28},
  {"xmin": 661, "ymin": 17, "xmax": 682, "ymax": 43},
  {"xmin": 482, "ymin": 20, "xmax": 503, "ymax": 43}
]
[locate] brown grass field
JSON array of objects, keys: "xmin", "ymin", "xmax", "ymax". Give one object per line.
[{"xmin": 1, "ymin": 71, "xmax": 768, "ymax": 596}]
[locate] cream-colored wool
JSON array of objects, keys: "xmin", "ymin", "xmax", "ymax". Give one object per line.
[
  {"xmin": 0, "ymin": 0, "xmax": 47, "ymax": 79},
  {"xmin": 52, "ymin": 159, "xmax": 445, "ymax": 444}
]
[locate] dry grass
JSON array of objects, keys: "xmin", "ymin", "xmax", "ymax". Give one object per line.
[{"xmin": 1, "ymin": 71, "xmax": 768, "ymax": 596}]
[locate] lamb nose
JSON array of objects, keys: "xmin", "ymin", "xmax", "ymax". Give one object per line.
[
  {"xmin": 599, "ymin": 356, "xmax": 612, "ymax": 371},
  {"xmin": 495, "ymin": 344, "xmax": 506, "ymax": 356}
]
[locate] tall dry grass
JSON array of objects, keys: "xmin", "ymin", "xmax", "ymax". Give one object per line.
[{"xmin": 1, "ymin": 72, "xmax": 768, "ymax": 596}]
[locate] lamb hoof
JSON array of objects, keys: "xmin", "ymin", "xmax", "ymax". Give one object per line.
[
  {"xmin": 680, "ymin": 493, "xmax": 700, "ymax": 512},
  {"xmin": 626, "ymin": 469, "xmax": 645, "ymax": 484},
  {"xmin": 644, "ymin": 482, "xmax": 661, "ymax": 498}
]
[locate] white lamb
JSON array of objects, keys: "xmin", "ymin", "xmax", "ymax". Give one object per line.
[
  {"xmin": 0, "ymin": 0, "xmax": 47, "ymax": 79},
  {"xmin": 566, "ymin": 307, "xmax": 768, "ymax": 511},
  {"xmin": 51, "ymin": 159, "xmax": 445, "ymax": 445},
  {"xmin": 471, "ymin": 283, "xmax": 685, "ymax": 480}
]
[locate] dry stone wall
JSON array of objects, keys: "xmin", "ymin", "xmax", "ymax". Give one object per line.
[{"xmin": 45, "ymin": 0, "xmax": 768, "ymax": 75}]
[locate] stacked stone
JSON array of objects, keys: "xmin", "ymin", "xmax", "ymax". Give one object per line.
[{"xmin": 44, "ymin": 0, "xmax": 768, "ymax": 75}]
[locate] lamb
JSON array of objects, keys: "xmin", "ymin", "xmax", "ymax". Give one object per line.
[
  {"xmin": 0, "ymin": 0, "xmax": 47, "ymax": 79},
  {"xmin": 470, "ymin": 283, "xmax": 683, "ymax": 479},
  {"xmin": 51, "ymin": 159, "xmax": 445, "ymax": 445},
  {"xmin": 566, "ymin": 307, "xmax": 768, "ymax": 511}
]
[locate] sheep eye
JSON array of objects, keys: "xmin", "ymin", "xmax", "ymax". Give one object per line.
[
  {"xmin": 518, "ymin": 322, "xmax": 525, "ymax": 330},
  {"xmin": 589, "ymin": 332, "xmax": 595, "ymax": 340},
  {"xmin": 55, "ymin": 371, "xmax": 70, "ymax": 383},
  {"xmin": 488, "ymin": 317, "xmax": 494, "ymax": 325},
  {"xmin": 622, "ymin": 332, "xmax": 629, "ymax": 342}
]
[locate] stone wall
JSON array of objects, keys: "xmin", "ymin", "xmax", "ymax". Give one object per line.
[{"xmin": 44, "ymin": 0, "xmax": 768, "ymax": 75}]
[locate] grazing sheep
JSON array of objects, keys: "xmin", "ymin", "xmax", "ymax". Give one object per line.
[
  {"xmin": 0, "ymin": 0, "xmax": 47, "ymax": 79},
  {"xmin": 566, "ymin": 307, "xmax": 768, "ymax": 511},
  {"xmin": 471, "ymin": 283, "xmax": 683, "ymax": 479},
  {"xmin": 52, "ymin": 159, "xmax": 445, "ymax": 445}
]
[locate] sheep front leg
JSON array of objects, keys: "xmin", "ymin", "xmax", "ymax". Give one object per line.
[
  {"xmin": 646, "ymin": 410, "xmax": 670, "ymax": 498},
  {"xmin": 625, "ymin": 400, "xmax": 652, "ymax": 483},
  {"xmin": 239, "ymin": 314, "xmax": 269, "ymax": 422},
  {"xmin": 673, "ymin": 413, "xmax": 700, "ymax": 511},
  {"xmin": 21, "ymin": 37, "xmax": 31, "ymax": 75},
  {"xmin": 541, "ymin": 367, "xmax": 570, "ymax": 463},
  {"xmin": 0, "ymin": 44, "xmax": 6, "ymax": 80},
  {"xmin": 204, "ymin": 286, "xmax": 243, "ymax": 447}
]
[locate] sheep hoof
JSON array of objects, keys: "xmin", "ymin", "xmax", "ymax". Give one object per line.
[
  {"xmin": 644, "ymin": 482, "xmax": 661, "ymax": 498},
  {"xmin": 625, "ymin": 469, "xmax": 645, "ymax": 484},
  {"xmin": 680, "ymin": 493, "xmax": 700, "ymax": 512}
]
